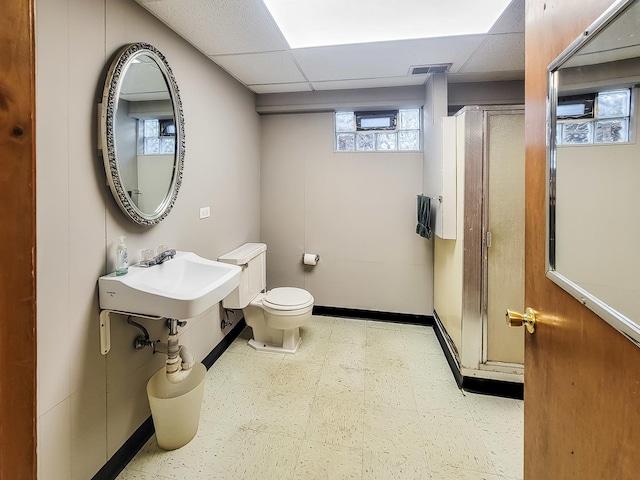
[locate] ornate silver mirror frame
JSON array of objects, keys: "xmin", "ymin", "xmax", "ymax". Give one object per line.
[
  {"xmin": 547, "ymin": 0, "xmax": 640, "ymax": 347},
  {"xmin": 99, "ymin": 43, "xmax": 185, "ymax": 226}
]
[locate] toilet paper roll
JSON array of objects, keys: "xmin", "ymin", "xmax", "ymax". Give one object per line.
[{"xmin": 303, "ymin": 253, "xmax": 319, "ymax": 266}]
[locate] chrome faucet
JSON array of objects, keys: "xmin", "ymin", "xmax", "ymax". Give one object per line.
[{"xmin": 140, "ymin": 248, "xmax": 176, "ymax": 267}]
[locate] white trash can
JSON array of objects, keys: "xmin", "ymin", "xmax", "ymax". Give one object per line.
[{"xmin": 146, "ymin": 362, "xmax": 207, "ymax": 450}]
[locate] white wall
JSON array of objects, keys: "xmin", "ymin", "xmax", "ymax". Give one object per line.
[
  {"xmin": 423, "ymin": 74, "xmax": 448, "ymax": 197},
  {"xmin": 35, "ymin": 0, "xmax": 261, "ymax": 478},
  {"xmin": 448, "ymin": 80, "xmax": 524, "ymax": 114},
  {"xmin": 255, "ymin": 86, "xmax": 425, "ymax": 114},
  {"xmin": 556, "ymin": 93, "xmax": 640, "ymax": 321},
  {"xmin": 115, "ymin": 100, "xmax": 138, "ymax": 193},
  {"xmin": 137, "ymin": 154, "xmax": 174, "ymax": 212},
  {"xmin": 423, "ymin": 74, "xmax": 452, "ymax": 239},
  {"xmin": 260, "ymin": 112, "xmax": 433, "ymax": 315}
]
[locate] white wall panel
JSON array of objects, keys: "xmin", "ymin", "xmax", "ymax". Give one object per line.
[
  {"xmin": 261, "ymin": 112, "xmax": 432, "ymax": 315},
  {"xmin": 35, "ymin": 0, "xmax": 261, "ymax": 478}
]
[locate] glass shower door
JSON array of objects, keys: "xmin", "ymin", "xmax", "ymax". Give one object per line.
[{"xmin": 484, "ymin": 111, "xmax": 525, "ymax": 365}]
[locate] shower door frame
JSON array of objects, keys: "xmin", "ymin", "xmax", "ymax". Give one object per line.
[{"xmin": 457, "ymin": 105, "xmax": 525, "ymax": 383}]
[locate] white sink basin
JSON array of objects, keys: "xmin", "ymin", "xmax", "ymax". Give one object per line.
[{"xmin": 99, "ymin": 251, "xmax": 242, "ymax": 319}]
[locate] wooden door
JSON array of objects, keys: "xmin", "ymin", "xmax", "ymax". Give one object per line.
[
  {"xmin": 0, "ymin": 0, "xmax": 37, "ymax": 478},
  {"xmin": 525, "ymin": 0, "xmax": 640, "ymax": 478}
]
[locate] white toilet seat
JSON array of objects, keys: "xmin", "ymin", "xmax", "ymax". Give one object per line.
[{"xmin": 262, "ymin": 287, "xmax": 314, "ymax": 314}]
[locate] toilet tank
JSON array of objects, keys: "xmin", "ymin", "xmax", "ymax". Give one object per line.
[{"xmin": 218, "ymin": 243, "xmax": 267, "ymax": 309}]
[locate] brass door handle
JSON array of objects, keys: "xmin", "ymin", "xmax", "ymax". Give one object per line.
[{"xmin": 506, "ymin": 307, "xmax": 537, "ymax": 334}]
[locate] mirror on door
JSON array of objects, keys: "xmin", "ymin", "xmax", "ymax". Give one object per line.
[{"xmin": 547, "ymin": 0, "xmax": 640, "ymax": 347}]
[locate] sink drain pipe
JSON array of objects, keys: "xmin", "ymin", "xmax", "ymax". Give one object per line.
[{"xmin": 166, "ymin": 318, "xmax": 195, "ymax": 383}]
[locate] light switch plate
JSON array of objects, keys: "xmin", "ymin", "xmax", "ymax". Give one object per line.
[{"xmin": 199, "ymin": 206, "xmax": 211, "ymax": 219}]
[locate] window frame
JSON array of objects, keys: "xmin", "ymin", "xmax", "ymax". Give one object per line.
[
  {"xmin": 556, "ymin": 88, "xmax": 634, "ymax": 146},
  {"xmin": 334, "ymin": 108, "xmax": 422, "ymax": 153}
]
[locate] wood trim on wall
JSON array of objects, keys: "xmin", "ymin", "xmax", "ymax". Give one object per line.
[{"xmin": 0, "ymin": 0, "xmax": 37, "ymax": 478}]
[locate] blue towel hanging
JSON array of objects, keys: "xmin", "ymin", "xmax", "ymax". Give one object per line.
[{"xmin": 416, "ymin": 195, "xmax": 432, "ymax": 239}]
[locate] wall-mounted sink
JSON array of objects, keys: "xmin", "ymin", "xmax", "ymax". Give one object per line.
[{"xmin": 98, "ymin": 251, "xmax": 242, "ymax": 319}]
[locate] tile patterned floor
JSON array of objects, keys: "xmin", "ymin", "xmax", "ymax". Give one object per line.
[{"xmin": 117, "ymin": 316, "xmax": 524, "ymax": 480}]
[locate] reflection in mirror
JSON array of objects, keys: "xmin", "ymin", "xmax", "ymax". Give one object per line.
[
  {"xmin": 548, "ymin": 0, "xmax": 640, "ymax": 346},
  {"xmin": 100, "ymin": 43, "xmax": 185, "ymax": 226}
]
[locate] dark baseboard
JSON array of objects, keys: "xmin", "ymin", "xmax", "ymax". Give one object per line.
[
  {"xmin": 92, "ymin": 318, "xmax": 247, "ymax": 480},
  {"xmin": 91, "ymin": 416, "xmax": 155, "ymax": 480},
  {"xmin": 431, "ymin": 314, "xmax": 464, "ymax": 386},
  {"xmin": 461, "ymin": 376, "xmax": 524, "ymax": 400},
  {"xmin": 313, "ymin": 305, "xmax": 433, "ymax": 326},
  {"xmin": 202, "ymin": 318, "xmax": 247, "ymax": 369},
  {"xmin": 432, "ymin": 312, "xmax": 524, "ymax": 400}
]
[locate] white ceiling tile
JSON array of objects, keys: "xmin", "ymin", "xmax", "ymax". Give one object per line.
[
  {"xmin": 311, "ymin": 76, "xmax": 427, "ymax": 91},
  {"xmin": 135, "ymin": 1, "xmax": 526, "ymax": 92},
  {"xmin": 135, "ymin": 0, "xmax": 289, "ymax": 55},
  {"xmin": 489, "ymin": 0, "xmax": 525, "ymax": 34},
  {"xmin": 292, "ymin": 35, "xmax": 485, "ymax": 82},
  {"xmin": 210, "ymin": 52, "xmax": 306, "ymax": 84},
  {"xmin": 248, "ymin": 83, "xmax": 313, "ymax": 94},
  {"xmin": 459, "ymin": 33, "xmax": 525, "ymax": 73}
]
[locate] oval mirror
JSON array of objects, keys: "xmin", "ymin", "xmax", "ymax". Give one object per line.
[
  {"xmin": 547, "ymin": 0, "xmax": 640, "ymax": 347},
  {"xmin": 100, "ymin": 43, "xmax": 185, "ymax": 226}
]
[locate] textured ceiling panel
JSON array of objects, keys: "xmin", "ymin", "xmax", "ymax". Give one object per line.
[
  {"xmin": 292, "ymin": 35, "xmax": 485, "ymax": 82},
  {"xmin": 135, "ymin": 0, "xmax": 288, "ymax": 55},
  {"xmin": 136, "ymin": 0, "xmax": 526, "ymax": 92},
  {"xmin": 459, "ymin": 33, "xmax": 525, "ymax": 73},
  {"xmin": 211, "ymin": 51, "xmax": 306, "ymax": 85},
  {"xmin": 567, "ymin": 6, "xmax": 640, "ymax": 67},
  {"xmin": 311, "ymin": 76, "xmax": 428, "ymax": 91},
  {"xmin": 490, "ymin": 0, "xmax": 525, "ymax": 34},
  {"xmin": 249, "ymin": 83, "xmax": 313, "ymax": 94}
]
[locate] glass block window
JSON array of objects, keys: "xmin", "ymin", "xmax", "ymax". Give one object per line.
[
  {"xmin": 399, "ymin": 130, "xmax": 420, "ymax": 150},
  {"xmin": 376, "ymin": 133, "xmax": 397, "ymax": 150},
  {"xmin": 139, "ymin": 118, "xmax": 176, "ymax": 155},
  {"xmin": 144, "ymin": 119, "xmax": 159, "ymax": 137},
  {"xmin": 557, "ymin": 89, "xmax": 632, "ymax": 145},
  {"xmin": 160, "ymin": 137, "xmax": 176, "ymax": 154},
  {"xmin": 356, "ymin": 133, "xmax": 375, "ymax": 151},
  {"xmin": 336, "ymin": 112, "xmax": 355, "ymax": 132},
  {"xmin": 595, "ymin": 118, "xmax": 629, "ymax": 143},
  {"xmin": 562, "ymin": 122, "xmax": 593, "ymax": 145},
  {"xmin": 597, "ymin": 90, "xmax": 630, "ymax": 118},
  {"xmin": 335, "ymin": 108, "xmax": 420, "ymax": 152},
  {"xmin": 336, "ymin": 133, "xmax": 355, "ymax": 152},
  {"xmin": 399, "ymin": 109, "xmax": 420, "ymax": 130},
  {"xmin": 144, "ymin": 136, "xmax": 160, "ymax": 154}
]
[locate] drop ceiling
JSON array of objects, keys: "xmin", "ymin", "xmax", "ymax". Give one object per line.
[{"xmin": 135, "ymin": 0, "xmax": 525, "ymax": 94}]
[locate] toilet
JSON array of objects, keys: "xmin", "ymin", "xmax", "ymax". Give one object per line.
[{"xmin": 218, "ymin": 243, "xmax": 314, "ymax": 354}]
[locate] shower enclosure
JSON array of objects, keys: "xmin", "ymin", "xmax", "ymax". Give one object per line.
[{"xmin": 433, "ymin": 105, "xmax": 525, "ymax": 385}]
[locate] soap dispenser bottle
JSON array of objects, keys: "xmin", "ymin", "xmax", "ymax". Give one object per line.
[{"xmin": 115, "ymin": 236, "xmax": 129, "ymax": 276}]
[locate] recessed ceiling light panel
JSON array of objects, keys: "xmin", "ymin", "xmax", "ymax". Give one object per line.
[{"xmin": 263, "ymin": 0, "xmax": 512, "ymax": 48}]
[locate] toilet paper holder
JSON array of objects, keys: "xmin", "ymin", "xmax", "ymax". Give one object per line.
[{"xmin": 302, "ymin": 253, "xmax": 320, "ymax": 266}]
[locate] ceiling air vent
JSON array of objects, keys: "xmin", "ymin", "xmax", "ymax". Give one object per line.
[{"xmin": 410, "ymin": 64, "xmax": 452, "ymax": 75}]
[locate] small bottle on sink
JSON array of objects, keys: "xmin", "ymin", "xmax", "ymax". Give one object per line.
[{"xmin": 115, "ymin": 236, "xmax": 129, "ymax": 276}]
